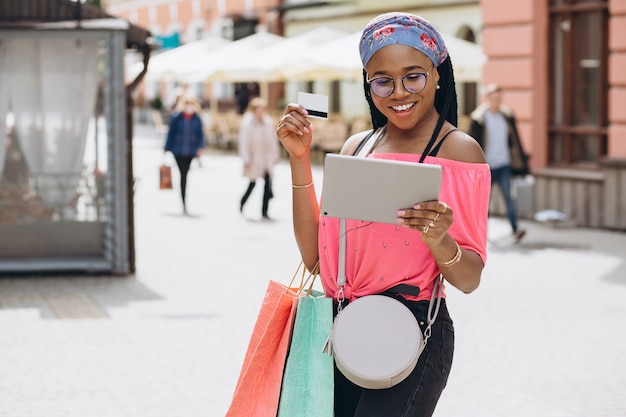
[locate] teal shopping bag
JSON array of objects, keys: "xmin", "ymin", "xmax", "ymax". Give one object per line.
[{"xmin": 278, "ymin": 290, "xmax": 334, "ymax": 417}]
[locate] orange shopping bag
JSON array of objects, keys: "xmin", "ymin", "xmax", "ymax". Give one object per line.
[
  {"xmin": 225, "ymin": 279, "xmax": 300, "ymax": 417},
  {"xmin": 159, "ymin": 164, "xmax": 173, "ymax": 190}
]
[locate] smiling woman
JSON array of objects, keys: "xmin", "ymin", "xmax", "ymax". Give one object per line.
[{"xmin": 276, "ymin": 12, "xmax": 491, "ymax": 417}]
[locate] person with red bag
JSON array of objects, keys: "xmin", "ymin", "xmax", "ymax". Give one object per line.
[{"xmin": 164, "ymin": 94, "xmax": 205, "ymax": 214}]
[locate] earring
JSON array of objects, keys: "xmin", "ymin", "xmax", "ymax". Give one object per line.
[{"xmin": 436, "ymin": 85, "xmax": 441, "ymax": 90}]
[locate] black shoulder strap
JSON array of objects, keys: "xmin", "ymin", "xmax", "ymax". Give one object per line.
[
  {"xmin": 352, "ymin": 129, "xmax": 376, "ymax": 156},
  {"xmin": 427, "ymin": 128, "xmax": 458, "ymax": 158},
  {"xmin": 355, "ymin": 126, "xmax": 456, "ymax": 160}
]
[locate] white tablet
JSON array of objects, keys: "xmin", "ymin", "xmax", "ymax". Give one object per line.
[{"xmin": 320, "ymin": 154, "xmax": 442, "ymax": 224}]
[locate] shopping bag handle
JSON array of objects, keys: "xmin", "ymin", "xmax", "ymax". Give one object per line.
[
  {"xmin": 288, "ymin": 260, "xmax": 321, "ymax": 296},
  {"xmin": 302, "ymin": 261, "xmax": 321, "ymax": 296}
]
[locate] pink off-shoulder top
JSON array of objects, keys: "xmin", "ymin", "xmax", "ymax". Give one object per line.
[{"xmin": 318, "ymin": 153, "xmax": 491, "ymax": 302}]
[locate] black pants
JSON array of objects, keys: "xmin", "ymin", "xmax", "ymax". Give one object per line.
[
  {"xmin": 334, "ymin": 299, "xmax": 454, "ymax": 417},
  {"xmin": 174, "ymin": 155, "xmax": 194, "ymax": 208},
  {"xmin": 240, "ymin": 171, "xmax": 273, "ymax": 217}
]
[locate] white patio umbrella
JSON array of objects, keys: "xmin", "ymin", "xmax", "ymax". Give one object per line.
[
  {"xmin": 281, "ymin": 31, "xmax": 486, "ymax": 82},
  {"xmin": 281, "ymin": 31, "xmax": 362, "ymax": 81},
  {"xmin": 210, "ymin": 26, "xmax": 348, "ymax": 82},
  {"xmin": 128, "ymin": 35, "xmax": 231, "ymax": 82},
  {"xmin": 441, "ymin": 35, "xmax": 487, "ymax": 82},
  {"xmin": 177, "ymin": 31, "xmax": 286, "ymax": 83}
]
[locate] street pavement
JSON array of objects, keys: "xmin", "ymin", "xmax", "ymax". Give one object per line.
[{"xmin": 0, "ymin": 121, "xmax": 625, "ymax": 417}]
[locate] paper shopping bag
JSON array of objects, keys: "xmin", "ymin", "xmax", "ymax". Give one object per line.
[
  {"xmin": 278, "ymin": 291, "xmax": 334, "ymax": 417},
  {"xmin": 159, "ymin": 164, "xmax": 173, "ymax": 189},
  {"xmin": 224, "ymin": 280, "xmax": 300, "ymax": 417}
]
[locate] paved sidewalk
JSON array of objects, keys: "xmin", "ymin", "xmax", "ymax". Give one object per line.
[{"xmin": 0, "ymin": 122, "xmax": 624, "ymax": 417}]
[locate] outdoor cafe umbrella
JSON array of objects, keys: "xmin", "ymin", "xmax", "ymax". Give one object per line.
[
  {"xmin": 176, "ymin": 31, "xmax": 285, "ymax": 84},
  {"xmin": 208, "ymin": 26, "xmax": 348, "ymax": 83},
  {"xmin": 280, "ymin": 31, "xmax": 487, "ymax": 82},
  {"xmin": 128, "ymin": 35, "xmax": 231, "ymax": 82}
]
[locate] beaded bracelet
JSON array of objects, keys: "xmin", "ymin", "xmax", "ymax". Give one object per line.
[
  {"xmin": 440, "ymin": 241, "xmax": 462, "ymax": 267},
  {"xmin": 292, "ymin": 181, "xmax": 314, "ymax": 189}
]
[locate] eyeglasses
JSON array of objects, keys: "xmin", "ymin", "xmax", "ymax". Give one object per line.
[{"xmin": 366, "ymin": 68, "xmax": 432, "ymax": 98}]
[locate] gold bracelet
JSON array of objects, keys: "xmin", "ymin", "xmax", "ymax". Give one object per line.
[
  {"xmin": 439, "ymin": 241, "xmax": 462, "ymax": 267},
  {"xmin": 292, "ymin": 181, "xmax": 314, "ymax": 189}
]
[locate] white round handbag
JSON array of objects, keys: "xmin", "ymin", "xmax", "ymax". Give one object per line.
[
  {"xmin": 326, "ymin": 218, "xmax": 444, "ymax": 389},
  {"xmin": 331, "ymin": 294, "xmax": 423, "ymax": 389}
]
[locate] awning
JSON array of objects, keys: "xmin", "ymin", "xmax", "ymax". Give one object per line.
[
  {"xmin": 179, "ymin": 31, "xmax": 286, "ymax": 83},
  {"xmin": 281, "ymin": 31, "xmax": 486, "ymax": 82},
  {"xmin": 208, "ymin": 26, "xmax": 348, "ymax": 83},
  {"xmin": 130, "ymin": 35, "xmax": 231, "ymax": 82},
  {"xmin": 137, "ymin": 29, "xmax": 486, "ymax": 84}
]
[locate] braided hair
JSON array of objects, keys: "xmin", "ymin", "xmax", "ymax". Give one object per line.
[{"xmin": 363, "ymin": 55, "xmax": 458, "ymax": 146}]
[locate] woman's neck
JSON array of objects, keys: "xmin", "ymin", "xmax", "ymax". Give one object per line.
[{"xmin": 375, "ymin": 114, "xmax": 446, "ymax": 154}]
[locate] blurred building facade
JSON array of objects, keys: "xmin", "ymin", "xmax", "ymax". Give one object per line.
[
  {"xmin": 480, "ymin": 0, "xmax": 626, "ymax": 230},
  {"xmin": 105, "ymin": 0, "xmax": 284, "ymax": 111},
  {"xmin": 105, "ymin": 0, "xmax": 482, "ymax": 122},
  {"xmin": 103, "ymin": 0, "xmax": 625, "ymax": 230},
  {"xmin": 104, "ymin": 0, "xmax": 283, "ymax": 44}
]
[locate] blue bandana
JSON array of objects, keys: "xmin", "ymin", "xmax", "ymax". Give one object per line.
[{"xmin": 359, "ymin": 12, "xmax": 448, "ymax": 68}]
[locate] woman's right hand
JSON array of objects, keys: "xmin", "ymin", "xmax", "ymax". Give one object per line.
[{"xmin": 276, "ymin": 104, "xmax": 315, "ymax": 159}]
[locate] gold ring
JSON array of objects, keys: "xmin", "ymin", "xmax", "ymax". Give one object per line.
[
  {"xmin": 429, "ymin": 220, "xmax": 435, "ymax": 228},
  {"xmin": 433, "ymin": 213, "xmax": 440, "ymax": 223},
  {"xmin": 423, "ymin": 225, "xmax": 430, "ymax": 234}
]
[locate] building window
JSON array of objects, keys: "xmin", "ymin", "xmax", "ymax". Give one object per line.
[
  {"xmin": 232, "ymin": 16, "xmax": 258, "ymax": 40},
  {"xmin": 548, "ymin": 0, "xmax": 608, "ymax": 168}
]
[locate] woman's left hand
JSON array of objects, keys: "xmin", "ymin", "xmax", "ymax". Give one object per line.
[{"xmin": 397, "ymin": 201, "xmax": 452, "ymax": 246}]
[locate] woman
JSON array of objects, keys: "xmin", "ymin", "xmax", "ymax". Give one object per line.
[
  {"xmin": 276, "ymin": 12, "xmax": 491, "ymax": 417},
  {"xmin": 238, "ymin": 97, "xmax": 280, "ymax": 220},
  {"xmin": 164, "ymin": 95, "xmax": 205, "ymax": 214}
]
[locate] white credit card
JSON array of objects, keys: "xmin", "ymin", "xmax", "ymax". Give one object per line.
[{"xmin": 297, "ymin": 92, "xmax": 328, "ymax": 119}]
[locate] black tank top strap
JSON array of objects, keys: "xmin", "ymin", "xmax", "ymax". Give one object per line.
[
  {"xmin": 352, "ymin": 129, "xmax": 376, "ymax": 156},
  {"xmin": 427, "ymin": 128, "xmax": 458, "ymax": 157}
]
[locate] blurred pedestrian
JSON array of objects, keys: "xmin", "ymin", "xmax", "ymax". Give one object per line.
[
  {"xmin": 164, "ymin": 94, "xmax": 205, "ymax": 214},
  {"xmin": 238, "ymin": 97, "xmax": 279, "ymax": 220},
  {"xmin": 469, "ymin": 83, "xmax": 530, "ymax": 242}
]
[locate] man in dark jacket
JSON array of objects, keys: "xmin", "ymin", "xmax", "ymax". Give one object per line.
[{"xmin": 469, "ymin": 84, "xmax": 530, "ymax": 242}]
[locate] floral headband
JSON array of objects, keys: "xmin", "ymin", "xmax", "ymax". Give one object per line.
[{"xmin": 359, "ymin": 12, "xmax": 448, "ymax": 68}]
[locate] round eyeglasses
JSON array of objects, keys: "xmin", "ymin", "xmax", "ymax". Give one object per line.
[{"xmin": 366, "ymin": 68, "xmax": 432, "ymax": 98}]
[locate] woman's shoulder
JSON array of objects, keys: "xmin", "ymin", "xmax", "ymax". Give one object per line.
[
  {"xmin": 438, "ymin": 129, "xmax": 486, "ymax": 164},
  {"xmin": 339, "ymin": 129, "xmax": 376, "ymax": 155}
]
